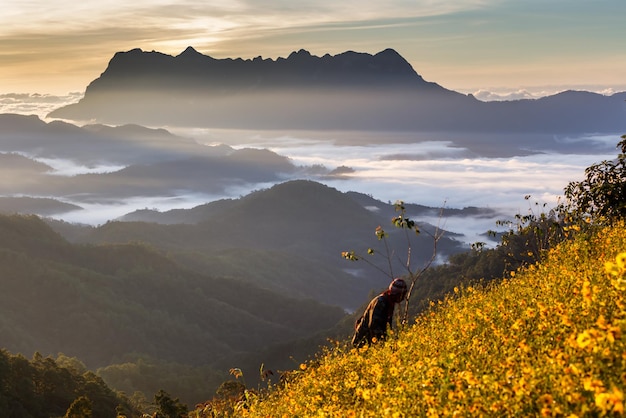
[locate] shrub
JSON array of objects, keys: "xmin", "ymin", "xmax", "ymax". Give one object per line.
[{"xmin": 564, "ymin": 135, "xmax": 626, "ymax": 223}]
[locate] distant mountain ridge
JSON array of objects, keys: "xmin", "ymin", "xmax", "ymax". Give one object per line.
[
  {"xmin": 86, "ymin": 46, "xmax": 450, "ymax": 92},
  {"xmin": 49, "ymin": 47, "xmax": 626, "ymax": 134},
  {"xmin": 0, "ymin": 113, "xmax": 305, "ymax": 204}
]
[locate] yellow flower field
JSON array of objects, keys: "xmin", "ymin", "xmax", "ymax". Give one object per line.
[{"xmin": 221, "ymin": 221, "xmax": 626, "ymax": 417}]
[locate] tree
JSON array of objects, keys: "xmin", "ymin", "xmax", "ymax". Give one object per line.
[
  {"xmin": 487, "ymin": 195, "xmax": 567, "ymax": 272},
  {"xmin": 564, "ymin": 135, "xmax": 626, "ymax": 222},
  {"xmin": 153, "ymin": 389, "xmax": 188, "ymax": 418},
  {"xmin": 342, "ymin": 200, "xmax": 444, "ymax": 324},
  {"xmin": 64, "ymin": 395, "xmax": 93, "ymax": 418}
]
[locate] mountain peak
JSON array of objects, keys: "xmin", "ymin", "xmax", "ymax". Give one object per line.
[
  {"xmin": 375, "ymin": 48, "xmax": 405, "ymax": 61},
  {"xmin": 287, "ymin": 49, "xmax": 313, "ymax": 61},
  {"xmin": 178, "ymin": 46, "xmax": 202, "ymax": 58}
]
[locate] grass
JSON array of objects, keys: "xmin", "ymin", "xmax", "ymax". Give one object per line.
[{"xmin": 194, "ymin": 220, "xmax": 626, "ymax": 417}]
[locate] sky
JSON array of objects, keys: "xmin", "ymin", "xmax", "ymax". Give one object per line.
[
  {"xmin": 0, "ymin": 0, "xmax": 624, "ymax": 237},
  {"xmin": 1, "ymin": 0, "xmax": 626, "ymax": 98}
]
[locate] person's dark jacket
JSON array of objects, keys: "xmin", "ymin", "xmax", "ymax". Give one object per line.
[{"xmin": 351, "ymin": 291, "xmax": 396, "ymax": 347}]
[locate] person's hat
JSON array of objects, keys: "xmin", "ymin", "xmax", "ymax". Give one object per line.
[{"xmin": 389, "ymin": 278, "xmax": 408, "ymax": 298}]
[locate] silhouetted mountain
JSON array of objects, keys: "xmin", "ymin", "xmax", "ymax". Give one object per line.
[
  {"xmin": 48, "ymin": 47, "xmax": 469, "ymax": 129},
  {"xmin": 0, "ymin": 114, "xmax": 305, "ymax": 202},
  {"xmin": 48, "ymin": 47, "xmax": 626, "ymax": 134},
  {"xmin": 0, "ymin": 152, "xmax": 51, "ymax": 173},
  {"xmin": 0, "ymin": 113, "xmax": 216, "ymax": 165},
  {"xmin": 119, "ymin": 198, "xmax": 237, "ymax": 224},
  {"xmin": 82, "ymin": 47, "xmax": 448, "ymax": 92},
  {"xmin": 59, "ymin": 149, "xmax": 295, "ymax": 198},
  {"xmin": 0, "ymin": 196, "xmax": 82, "ymax": 216}
]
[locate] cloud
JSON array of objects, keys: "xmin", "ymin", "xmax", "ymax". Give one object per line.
[
  {"xmin": 0, "ymin": 93, "xmax": 82, "ymax": 118},
  {"xmin": 187, "ymin": 129, "xmax": 618, "ymax": 217},
  {"xmin": 52, "ymin": 193, "xmax": 218, "ymax": 225},
  {"xmin": 33, "ymin": 158, "xmax": 126, "ymax": 176},
  {"xmin": 0, "ymin": 1, "xmax": 490, "ymax": 41},
  {"xmin": 471, "ymin": 89, "xmax": 539, "ymax": 101},
  {"xmin": 470, "ymin": 86, "xmax": 626, "ymax": 102}
]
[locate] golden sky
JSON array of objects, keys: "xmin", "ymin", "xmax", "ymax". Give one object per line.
[{"xmin": 1, "ymin": 0, "xmax": 625, "ymax": 95}]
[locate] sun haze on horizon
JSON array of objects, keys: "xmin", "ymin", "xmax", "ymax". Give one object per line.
[{"xmin": 1, "ymin": 0, "xmax": 625, "ymax": 97}]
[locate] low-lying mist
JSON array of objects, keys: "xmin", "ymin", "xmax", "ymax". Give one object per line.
[
  {"xmin": 40, "ymin": 129, "xmax": 620, "ymax": 249},
  {"xmin": 0, "ymin": 93, "xmax": 621, "ymax": 245}
]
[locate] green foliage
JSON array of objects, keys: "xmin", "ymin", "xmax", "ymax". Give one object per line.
[
  {"xmin": 564, "ymin": 135, "xmax": 626, "ymax": 222},
  {"xmin": 196, "ymin": 379, "xmax": 247, "ymax": 417},
  {"xmin": 64, "ymin": 395, "xmax": 93, "ymax": 418},
  {"xmin": 153, "ymin": 390, "xmax": 188, "ymax": 418},
  {"xmin": 97, "ymin": 357, "xmax": 226, "ymax": 410},
  {"xmin": 233, "ymin": 221, "xmax": 626, "ymax": 416},
  {"xmin": 0, "ymin": 350, "xmax": 136, "ymax": 418},
  {"xmin": 488, "ymin": 195, "xmax": 569, "ymax": 271}
]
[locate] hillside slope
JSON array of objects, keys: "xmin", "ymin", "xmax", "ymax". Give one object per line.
[
  {"xmin": 238, "ymin": 221, "xmax": 626, "ymax": 416},
  {"xmin": 75, "ymin": 180, "xmax": 466, "ymax": 310},
  {"xmin": 0, "ymin": 214, "xmax": 345, "ymax": 369}
]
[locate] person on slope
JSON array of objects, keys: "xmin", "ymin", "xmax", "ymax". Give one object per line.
[{"xmin": 351, "ymin": 278, "xmax": 408, "ymax": 348}]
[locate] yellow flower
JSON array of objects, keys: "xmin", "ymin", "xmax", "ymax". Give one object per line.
[
  {"xmin": 595, "ymin": 386, "xmax": 624, "ymax": 414},
  {"xmin": 583, "ymin": 377, "xmax": 604, "ymax": 393},
  {"xmin": 358, "ymin": 388, "xmax": 371, "ymax": 400},
  {"xmin": 617, "ymin": 252, "xmax": 626, "ymax": 269},
  {"xmin": 605, "ymin": 261, "xmax": 619, "ymax": 276},
  {"xmin": 561, "ymin": 315, "xmax": 573, "ymax": 327},
  {"xmin": 582, "ymin": 280, "xmax": 592, "ymax": 303},
  {"xmin": 606, "ymin": 252, "xmax": 626, "ymax": 279},
  {"xmin": 538, "ymin": 394, "xmax": 554, "ymax": 406},
  {"xmin": 576, "ymin": 331, "xmax": 592, "ymax": 349}
]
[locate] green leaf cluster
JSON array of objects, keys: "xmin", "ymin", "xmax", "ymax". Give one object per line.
[{"xmin": 564, "ymin": 135, "xmax": 626, "ymax": 222}]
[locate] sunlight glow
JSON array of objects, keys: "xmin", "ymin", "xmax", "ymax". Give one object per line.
[{"xmin": 1, "ymin": 0, "xmax": 625, "ymax": 93}]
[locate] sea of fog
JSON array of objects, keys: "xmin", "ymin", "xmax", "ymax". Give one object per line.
[
  {"xmin": 165, "ymin": 127, "xmax": 619, "ymax": 245},
  {"xmin": 169, "ymin": 127, "xmax": 618, "ymax": 212},
  {"xmin": 1, "ymin": 93, "xmax": 621, "ymax": 246}
]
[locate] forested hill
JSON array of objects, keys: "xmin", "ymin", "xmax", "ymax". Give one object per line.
[
  {"xmin": 66, "ymin": 180, "xmax": 468, "ymax": 310},
  {"xmin": 0, "ymin": 213, "xmax": 345, "ymax": 374},
  {"xmin": 0, "ymin": 349, "xmax": 138, "ymax": 417}
]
